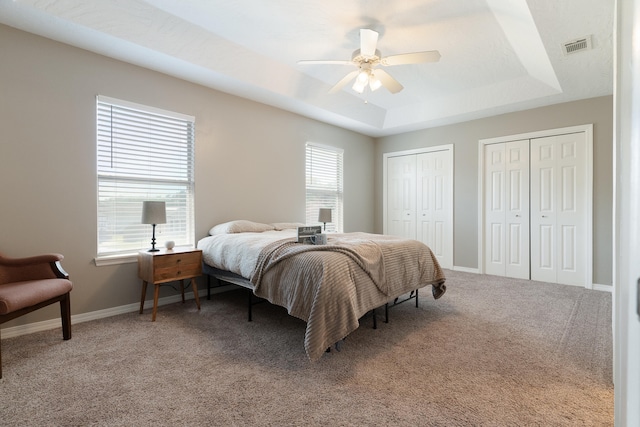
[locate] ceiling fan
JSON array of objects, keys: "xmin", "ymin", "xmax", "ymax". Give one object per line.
[{"xmin": 298, "ymin": 29, "xmax": 441, "ymax": 95}]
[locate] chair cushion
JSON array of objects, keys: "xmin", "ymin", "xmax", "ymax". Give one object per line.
[{"xmin": 0, "ymin": 279, "xmax": 72, "ymax": 315}]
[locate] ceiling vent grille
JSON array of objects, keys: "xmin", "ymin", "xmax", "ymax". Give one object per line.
[{"xmin": 563, "ymin": 36, "xmax": 592, "ymax": 55}]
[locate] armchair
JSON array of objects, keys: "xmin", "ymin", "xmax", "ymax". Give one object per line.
[{"xmin": 0, "ymin": 252, "xmax": 73, "ymax": 378}]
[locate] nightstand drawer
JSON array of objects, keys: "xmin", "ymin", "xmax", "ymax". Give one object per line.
[
  {"xmin": 153, "ymin": 252, "xmax": 201, "ymax": 269},
  {"xmin": 154, "ymin": 261, "xmax": 201, "ymax": 282},
  {"xmin": 137, "ymin": 248, "xmax": 203, "ymax": 284}
]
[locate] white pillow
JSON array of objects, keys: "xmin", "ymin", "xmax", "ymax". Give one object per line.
[
  {"xmin": 209, "ymin": 220, "xmax": 275, "ymax": 235},
  {"xmin": 270, "ymin": 222, "xmax": 306, "ymax": 231}
]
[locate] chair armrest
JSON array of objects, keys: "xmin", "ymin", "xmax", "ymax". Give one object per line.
[
  {"xmin": 0, "ymin": 253, "xmax": 69, "ymax": 283},
  {"xmin": 0, "ymin": 253, "xmax": 64, "ymax": 266}
]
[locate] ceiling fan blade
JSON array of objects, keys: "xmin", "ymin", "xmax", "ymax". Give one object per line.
[
  {"xmin": 297, "ymin": 60, "xmax": 354, "ymax": 65},
  {"xmin": 360, "ymin": 29, "xmax": 379, "ymax": 57},
  {"xmin": 328, "ymin": 70, "xmax": 360, "ymax": 94},
  {"xmin": 372, "ymin": 69, "xmax": 404, "ymax": 94},
  {"xmin": 381, "ymin": 50, "xmax": 441, "ymax": 66}
]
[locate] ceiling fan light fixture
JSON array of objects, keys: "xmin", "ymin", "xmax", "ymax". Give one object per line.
[
  {"xmin": 352, "ymin": 79, "xmax": 366, "ymax": 93},
  {"xmin": 356, "ymin": 70, "xmax": 369, "ymax": 85},
  {"xmin": 301, "ymin": 28, "xmax": 440, "ymax": 96},
  {"xmin": 369, "ymin": 75, "xmax": 382, "ymax": 91}
]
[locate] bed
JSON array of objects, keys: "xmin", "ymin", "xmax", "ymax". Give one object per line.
[{"xmin": 197, "ymin": 220, "xmax": 446, "ymax": 360}]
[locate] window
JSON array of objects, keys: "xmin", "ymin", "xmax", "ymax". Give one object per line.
[
  {"xmin": 305, "ymin": 143, "xmax": 343, "ymax": 232},
  {"xmin": 96, "ymin": 96, "xmax": 195, "ymax": 258}
]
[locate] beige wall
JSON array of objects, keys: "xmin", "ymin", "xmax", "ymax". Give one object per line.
[
  {"xmin": 375, "ymin": 95, "xmax": 613, "ymax": 286},
  {"xmin": 0, "ymin": 24, "xmax": 375, "ymax": 327}
]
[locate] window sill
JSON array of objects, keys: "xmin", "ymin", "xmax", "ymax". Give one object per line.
[{"xmin": 94, "ymin": 253, "xmax": 138, "ymax": 267}]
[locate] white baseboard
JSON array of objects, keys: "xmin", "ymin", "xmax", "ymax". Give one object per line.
[
  {"xmin": 0, "ymin": 286, "xmax": 230, "ymax": 339},
  {"xmin": 452, "ymin": 266, "xmax": 480, "ymax": 274},
  {"xmin": 450, "ymin": 267, "xmax": 612, "ymax": 292},
  {"xmin": 592, "ymin": 283, "xmax": 613, "ymax": 293}
]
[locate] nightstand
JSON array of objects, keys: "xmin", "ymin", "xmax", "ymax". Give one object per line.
[{"xmin": 137, "ymin": 247, "xmax": 202, "ymax": 321}]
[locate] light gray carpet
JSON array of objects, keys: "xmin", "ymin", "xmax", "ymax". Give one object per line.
[{"xmin": 0, "ymin": 270, "xmax": 613, "ymax": 426}]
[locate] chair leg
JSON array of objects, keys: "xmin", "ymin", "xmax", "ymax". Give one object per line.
[
  {"xmin": 1, "ymin": 330, "xmax": 3, "ymax": 379},
  {"xmin": 60, "ymin": 293, "xmax": 72, "ymax": 340}
]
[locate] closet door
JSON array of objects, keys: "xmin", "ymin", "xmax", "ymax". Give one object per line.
[
  {"xmin": 484, "ymin": 140, "xmax": 529, "ymax": 278},
  {"xmin": 484, "ymin": 143, "xmax": 507, "ymax": 276},
  {"xmin": 505, "ymin": 140, "xmax": 530, "ymax": 278},
  {"xmin": 530, "ymin": 133, "xmax": 586, "ymax": 286},
  {"xmin": 416, "ymin": 150, "xmax": 453, "ymax": 269},
  {"xmin": 387, "ymin": 155, "xmax": 416, "ymax": 239}
]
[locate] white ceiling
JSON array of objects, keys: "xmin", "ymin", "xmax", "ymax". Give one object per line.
[{"xmin": 0, "ymin": 0, "xmax": 613, "ymax": 137}]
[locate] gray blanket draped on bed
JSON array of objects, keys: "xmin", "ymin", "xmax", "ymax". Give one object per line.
[{"xmin": 249, "ymin": 233, "xmax": 446, "ymax": 361}]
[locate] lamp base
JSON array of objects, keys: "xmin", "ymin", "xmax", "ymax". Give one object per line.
[{"xmin": 148, "ymin": 224, "xmax": 160, "ymax": 252}]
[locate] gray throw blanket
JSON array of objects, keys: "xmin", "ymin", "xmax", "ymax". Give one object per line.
[{"xmin": 249, "ymin": 233, "xmax": 446, "ymax": 361}]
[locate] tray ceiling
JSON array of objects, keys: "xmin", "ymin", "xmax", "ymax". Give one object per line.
[{"xmin": 0, "ymin": 0, "xmax": 613, "ymax": 137}]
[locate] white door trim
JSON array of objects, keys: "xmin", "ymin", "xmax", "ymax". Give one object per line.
[
  {"xmin": 383, "ymin": 144, "xmax": 454, "ymax": 268},
  {"xmin": 614, "ymin": 0, "xmax": 640, "ymax": 421},
  {"xmin": 477, "ymin": 124, "xmax": 593, "ymax": 288}
]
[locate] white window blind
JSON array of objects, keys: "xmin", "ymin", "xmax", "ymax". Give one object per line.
[
  {"xmin": 97, "ymin": 95, "xmax": 195, "ymax": 257},
  {"xmin": 305, "ymin": 143, "xmax": 343, "ymax": 232}
]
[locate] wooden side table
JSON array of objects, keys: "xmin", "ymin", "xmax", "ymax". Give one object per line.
[{"xmin": 137, "ymin": 247, "xmax": 202, "ymax": 321}]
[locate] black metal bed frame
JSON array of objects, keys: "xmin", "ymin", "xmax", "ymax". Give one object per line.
[
  {"xmin": 203, "ymin": 265, "xmax": 261, "ymax": 321},
  {"xmin": 202, "ymin": 263, "xmax": 420, "ymax": 329}
]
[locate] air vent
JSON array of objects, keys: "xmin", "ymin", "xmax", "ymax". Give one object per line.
[{"xmin": 563, "ymin": 36, "xmax": 592, "ymax": 55}]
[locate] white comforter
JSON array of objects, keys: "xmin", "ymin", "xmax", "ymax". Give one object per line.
[{"xmin": 197, "ymin": 230, "xmax": 297, "ymax": 278}]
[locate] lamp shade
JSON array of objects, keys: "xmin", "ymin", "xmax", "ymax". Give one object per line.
[
  {"xmin": 318, "ymin": 208, "xmax": 332, "ymax": 223},
  {"xmin": 141, "ymin": 201, "xmax": 166, "ymax": 225}
]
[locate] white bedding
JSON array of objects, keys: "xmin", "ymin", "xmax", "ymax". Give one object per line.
[{"xmin": 197, "ymin": 229, "xmax": 297, "ymax": 279}]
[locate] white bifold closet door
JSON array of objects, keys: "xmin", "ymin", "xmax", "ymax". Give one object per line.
[
  {"xmin": 483, "ymin": 131, "xmax": 588, "ymax": 286},
  {"xmin": 416, "ymin": 150, "xmax": 453, "ymax": 268},
  {"xmin": 386, "ymin": 148, "xmax": 453, "ymax": 269},
  {"xmin": 484, "ymin": 140, "xmax": 530, "ymax": 279},
  {"xmin": 387, "ymin": 154, "xmax": 417, "ymax": 239},
  {"xmin": 530, "ymin": 133, "xmax": 587, "ymax": 286}
]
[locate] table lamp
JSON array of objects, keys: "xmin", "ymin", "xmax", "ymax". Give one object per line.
[
  {"xmin": 142, "ymin": 201, "xmax": 166, "ymax": 252},
  {"xmin": 318, "ymin": 208, "xmax": 332, "ymax": 231}
]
